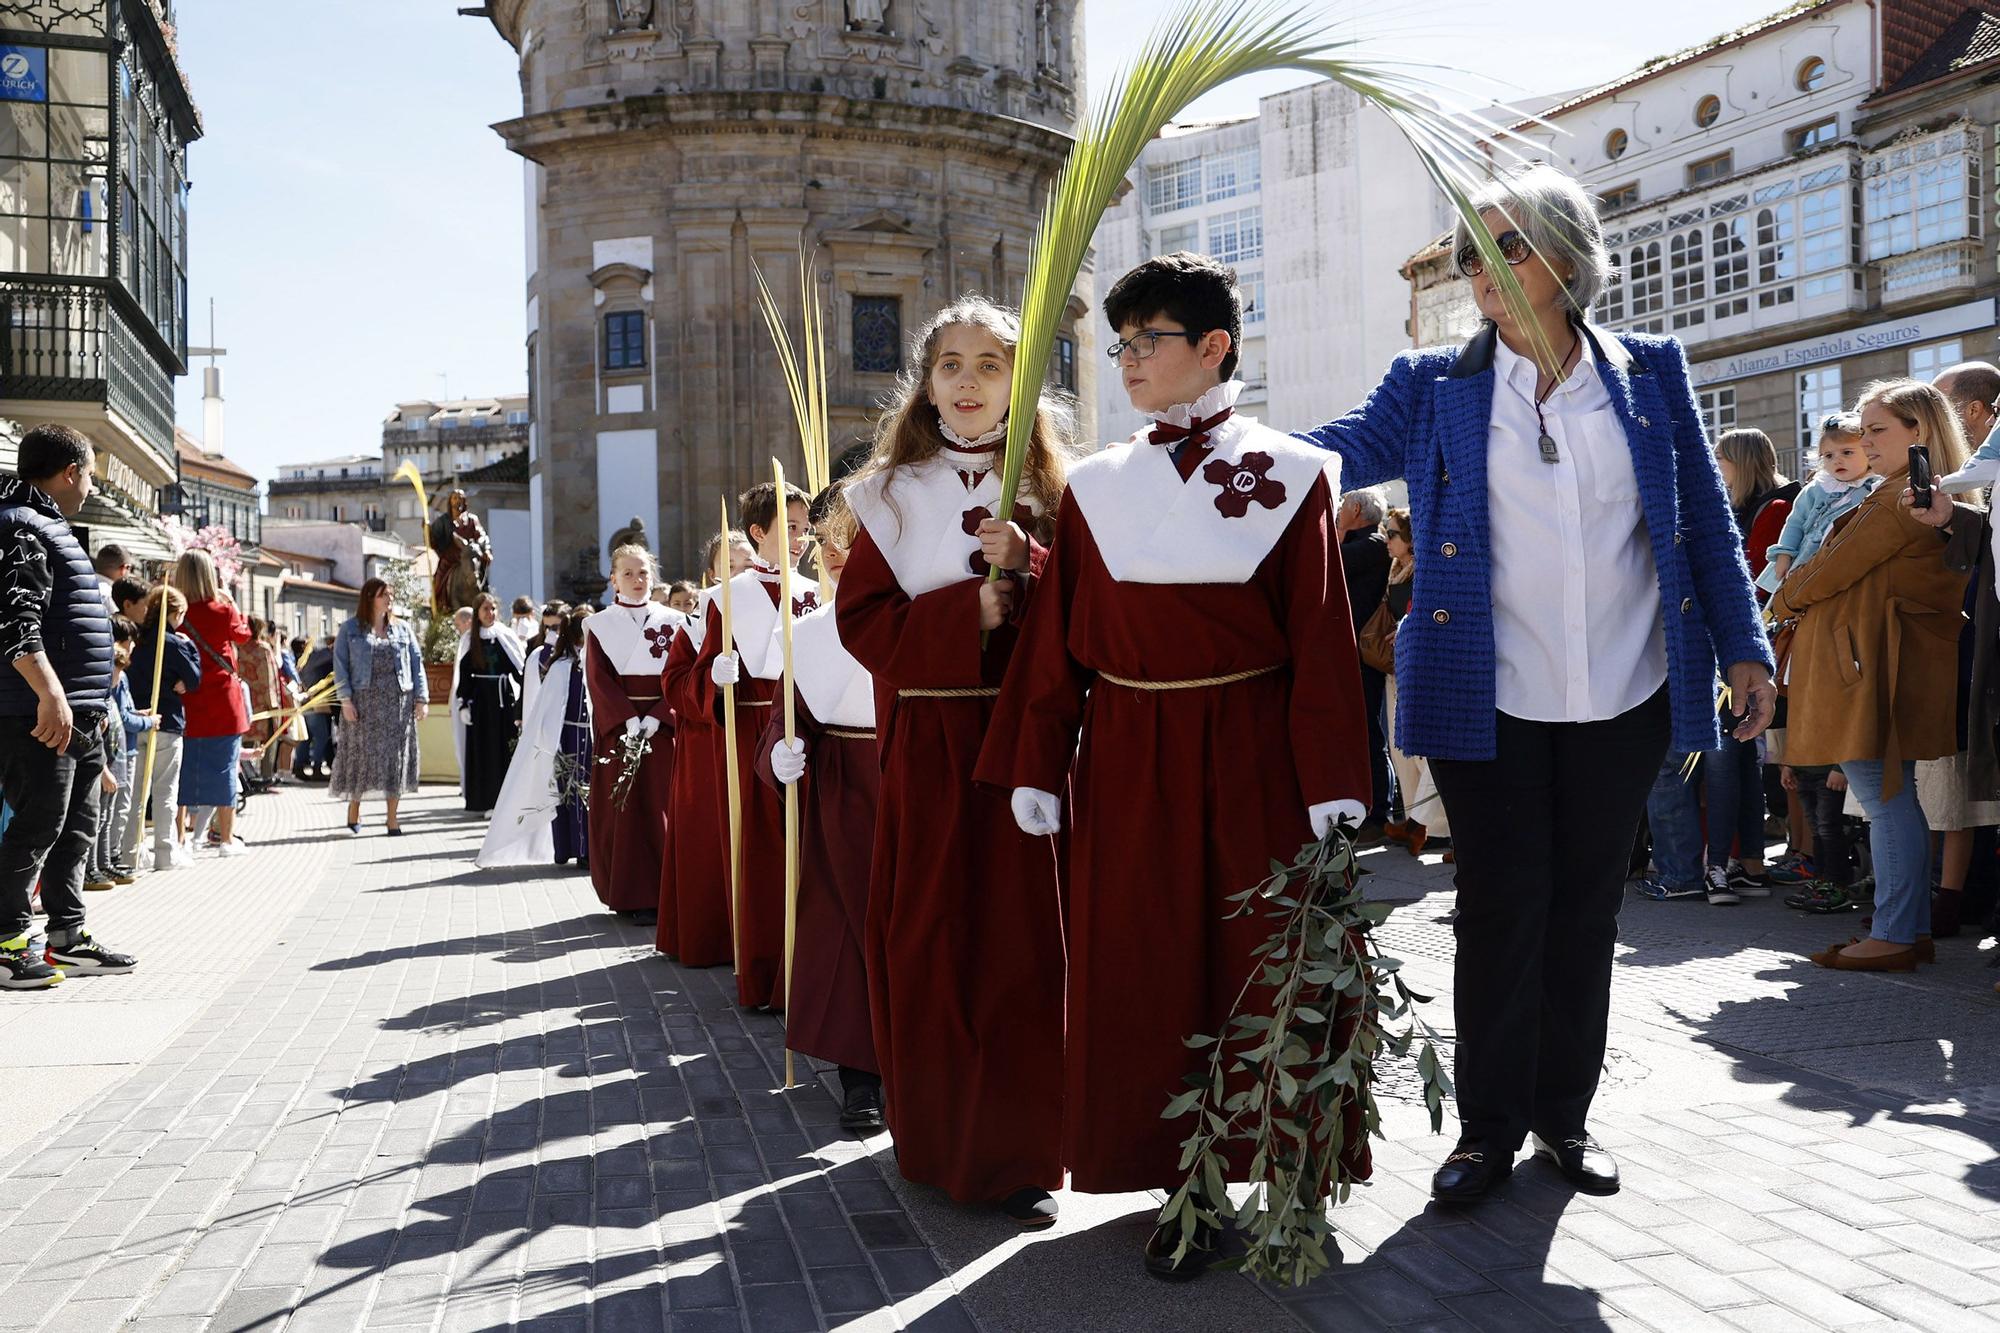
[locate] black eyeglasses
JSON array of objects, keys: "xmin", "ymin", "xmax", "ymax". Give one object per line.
[
  {"xmin": 1455, "ymin": 230, "xmax": 1534, "ymax": 278},
  {"xmin": 1107, "ymin": 328, "xmax": 1204, "ymax": 362}
]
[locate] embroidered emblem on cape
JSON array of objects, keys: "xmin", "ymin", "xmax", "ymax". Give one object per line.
[
  {"xmin": 1203, "ymin": 451, "xmax": 1287, "ymax": 519},
  {"xmin": 792, "ymin": 591, "xmax": 819, "ymax": 618},
  {"xmin": 960, "ymin": 503, "xmax": 1035, "ymax": 576},
  {"xmin": 642, "ymin": 623, "xmax": 673, "ymax": 658}
]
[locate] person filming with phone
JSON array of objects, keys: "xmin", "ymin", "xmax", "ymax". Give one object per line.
[{"xmin": 1767, "ymin": 378, "xmax": 1968, "ymax": 972}]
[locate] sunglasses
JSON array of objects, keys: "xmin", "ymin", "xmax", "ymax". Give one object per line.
[{"xmin": 1455, "ymin": 230, "xmax": 1534, "ymax": 278}]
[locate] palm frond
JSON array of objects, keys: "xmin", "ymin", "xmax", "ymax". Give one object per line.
[
  {"xmin": 993, "ymin": 0, "xmax": 1542, "ymax": 531},
  {"xmin": 753, "ymin": 251, "xmax": 836, "ymax": 599}
]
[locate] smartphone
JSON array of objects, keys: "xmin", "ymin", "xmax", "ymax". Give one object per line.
[{"xmin": 1909, "ymin": 443, "xmax": 1933, "ymax": 511}]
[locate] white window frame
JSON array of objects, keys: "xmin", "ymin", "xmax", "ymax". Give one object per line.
[
  {"xmin": 1798, "ymin": 367, "xmax": 1843, "ymax": 477},
  {"xmin": 1204, "ymin": 146, "xmax": 1260, "ymax": 204},
  {"xmin": 1239, "ymin": 269, "xmax": 1265, "ymax": 326},
  {"xmin": 1157, "ymin": 221, "xmax": 1198, "ymax": 255},
  {"xmin": 1908, "ymin": 338, "xmax": 1964, "ymax": 383},
  {"xmin": 1145, "ymin": 157, "xmax": 1201, "ymax": 213},
  {"xmin": 1207, "ymin": 206, "xmax": 1263, "ymax": 265},
  {"xmin": 1697, "ymin": 386, "xmax": 1737, "ymax": 442}
]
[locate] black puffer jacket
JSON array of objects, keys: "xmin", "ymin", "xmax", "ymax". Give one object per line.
[{"xmin": 0, "ymin": 475, "xmax": 112, "ymax": 715}]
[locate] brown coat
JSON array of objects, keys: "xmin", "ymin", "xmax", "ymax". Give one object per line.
[{"xmin": 1767, "ymin": 469, "xmax": 1966, "ymax": 800}]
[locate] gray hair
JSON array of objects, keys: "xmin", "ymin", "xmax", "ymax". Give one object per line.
[
  {"xmin": 1343, "ymin": 486, "xmax": 1387, "ymax": 528},
  {"xmin": 1451, "ymin": 163, "xmax": 1614, "ymax": 316}
]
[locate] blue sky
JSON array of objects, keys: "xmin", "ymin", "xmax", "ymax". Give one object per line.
[{"xmin": 168, "ymin": 0, "xmax": 1760, "ymax": 482}]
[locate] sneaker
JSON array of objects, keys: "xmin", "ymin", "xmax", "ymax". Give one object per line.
[
  {"xmin": 1726, "ymin": 861, "xmax": 1771, "ymax": 897},
  {"xmin": 1787, "ymin": 881, "xmax": 1863, "ymax": 914},
  {"xmin": 1704, "ymin": 866, "xmax": 1741, "ymax": 906},
  {"xmin": 109, "ymin": 864, "xmax": 136, "ymax": 886},
  {"xmin": 82, "ymin": 871, "xmax": 116, "ymax": 892},
  {"xmin": 1765, "ymin": 855, "xmax": 1819, "ymax": 886},
  {"xmin": 1636, "ymin": 877, "xmax": 1705, "ymax": 902},
  {"xmin": 213, "ymin": 839, "xmax": 246, "ymax": 858},
  {"xmin": 0, "ymin": 934, "xmax": 62, "ymax": 989},
  {"xmin": 45, "ymin": 932, "xmax": 136, "ymax": 975}
]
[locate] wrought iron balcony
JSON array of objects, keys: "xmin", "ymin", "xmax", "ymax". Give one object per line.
[{"xmin": 0, "ymin": 278, "xmax": 176, "ymax": 458}]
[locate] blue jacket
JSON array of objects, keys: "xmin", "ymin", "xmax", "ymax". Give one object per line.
[
  {"xmin": 129, "ymin": 630, "xmax": 202, "ymax": 735},
  {"xmin": 111, "ymin": 674, "xmax": 156, "ymax": 753},
  {"xmin": 1297, "ymin": 323, "xmax": 1772, "ymax": 761},
  {"xmin": 332, "ymin": 617, "xmax": 427, "ymax": 702}
]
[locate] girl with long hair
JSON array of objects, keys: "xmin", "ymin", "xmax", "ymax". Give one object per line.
[{"xmin": 834, "ymin": 295, "xmax": 1074, "ymax": 1228}]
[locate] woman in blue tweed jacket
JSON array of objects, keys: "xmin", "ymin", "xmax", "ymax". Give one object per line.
[{"xmin": 1299, "ymin": 165, "xmax": 1773, "ymax": 1205}]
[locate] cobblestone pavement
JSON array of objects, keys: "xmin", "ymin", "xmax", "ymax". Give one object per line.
[{"xmin": 0, "ymin": 783, "xmax": 1997, "ymax": 1331}]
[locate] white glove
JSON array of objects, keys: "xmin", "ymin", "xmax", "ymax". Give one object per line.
[
  {"xmin": 1011, "ymin": 787, "xmax": 1062, "ymax": 837},
  {"xmin": 638, "ymin": 715, "xmax": 662, "ymax": 737},
  {"xmin": 624, "ymin": 717, "xmax": 644, "ymax": 737},
  {"xmin": 1309, "ymin": 799, "xmax": 1369, "ymax": 839},
  {"xmin": 711, "ymin": 652, "xmax": 740, "ymax": 687},
  {"xmin": 456, "ymin": 705, "xmax": 471, "ymax": 726},
  {"xmin": 771, "ymin": 737, "xmax": 808, "ymax": 785}
]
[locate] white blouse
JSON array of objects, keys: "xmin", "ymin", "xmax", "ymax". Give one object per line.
[{"xmin": 1486, "ymin": 336, "xmax": 1667, "ymax": 724}]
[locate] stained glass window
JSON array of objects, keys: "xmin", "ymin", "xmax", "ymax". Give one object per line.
[{"xmin": 853, "ymin": 296, "xmax": 900, "ymax": 374}]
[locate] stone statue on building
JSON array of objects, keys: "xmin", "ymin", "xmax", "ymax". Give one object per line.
[
  {"xmin": 607, "ymin": 516, "xmax": 650, "ymax": 558},
  {"xmin": 610, "ymin": 0, "xmax": 657, "ymax": 30},
  {"xmin": 430, "ymin": 489, "xmax": 493, "ymax": 611},
  {"xmin": 1036, "ymin": 0, "xmax": 1063, "ymax": 76},
  {"xmin": 846, "ymin": 0, "xmax": 888, "ymax": 33}
]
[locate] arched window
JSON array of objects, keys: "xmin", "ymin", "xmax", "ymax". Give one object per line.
[
  {"xmin": 1694, "ymin": 95, "xmax": 1721, "ymax": 128},
  {"xmin": 1796, "ymin": 57, "xmax": 1827, "ymax": 92},
  {"xmin": 1669, "ymin": 229, "xmax": 1705, "ymax": 306},
  {"xmin": 1712, "ymin": 217, "xmax": 1749, "ymax": 297},
  {"xmin": 1605, "ymin": 128, "xmax": 1628, "ymax": 161},
  {"xmin": 1627, "ymin": 241, "xmax": 1663, "ymax": 315}
]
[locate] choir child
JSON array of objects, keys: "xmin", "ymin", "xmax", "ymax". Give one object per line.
[
  {"xmin": 836, "ymin": 296, "xmax": 1070, "ymax": 1229},
  {"xmin": 679, "ymin": 486, "xmax": 817, "ymax": 1009},
  {"xmin": 581, "ymin": 545, "xmax": 679, "ymax": 920},
  {"xmin": 456, "ymin": 593, "xmax": 524, "ymax": 815},
  {"xmin": 656, "ymin": 531, "xmax": 743, "ymax": 968},
  {"xmin": 976, "ymin": 253, "xmax": 1373, "ymax": 1278},
  {"xmin": 759, "ymin": 483, "xmax": 884, "ymax": 1133}
]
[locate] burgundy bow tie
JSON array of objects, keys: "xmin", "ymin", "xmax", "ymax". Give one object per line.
[{"xmin": 1148, "ymin": 408, "xmax": 1234, "ymax": 451}]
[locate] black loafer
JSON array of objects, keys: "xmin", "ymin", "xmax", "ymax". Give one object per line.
[
  {"xmin": 998, "ymin": 1187, "xmax": 1058, "ymax": 1229},
  {"xmin": 838, "ymin": 1084, "xmax": 885, "ymax": 1134},
  {"xmin": 1144, "ymin": 1216, "xmax": 1220, "ymax": 1283},
  {"xmin": 1431, "ymin": 1140, "xmax": 1513, "ymax": 1203},
  {"xmin": 1533, "ymin": 1132, "xmax": 1620, "ymax": 1195}
]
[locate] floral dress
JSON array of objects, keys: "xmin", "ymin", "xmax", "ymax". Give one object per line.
[{"xmin": 329, "ymin": 636, "xmax": 420, "ymax": 800}]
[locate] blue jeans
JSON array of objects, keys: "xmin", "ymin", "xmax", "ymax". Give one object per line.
[
  {"xmin": 1645, "ymin": 752, "xmax": 1704, "ymax": 889},
  {"xmin": 1701, "ymin": 731, "xmax": 1765, "ymax": 869},
  {"xmin": 295, "ymin": 712, "xmax": 331, "ymax": 773},
  {"xmin": 1840, "ymin": 759, "xmax": 1931, "ymax": 945}
]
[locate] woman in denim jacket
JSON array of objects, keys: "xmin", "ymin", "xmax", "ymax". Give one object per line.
[{"xmin": 329, "ymin": 578, "xmax": 428, "ymax": 835}]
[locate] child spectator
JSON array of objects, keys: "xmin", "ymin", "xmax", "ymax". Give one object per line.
[
  {"xmin": 123, "ymin": 587, "xmax": 201, "ymax": 873},
  {"xmin": 1756, "ymin": 413, "xmax": 1878, "ymax": 595}
]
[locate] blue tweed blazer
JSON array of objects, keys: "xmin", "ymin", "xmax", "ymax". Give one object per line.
[{"xmin": 1298, "ymin": 322, "xmax": 1773, "ymax": 762}]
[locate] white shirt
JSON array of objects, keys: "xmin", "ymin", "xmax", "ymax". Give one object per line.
[{"xmin": 1486, "ymin": 336, "xmax": 1666, "ymax": 723}]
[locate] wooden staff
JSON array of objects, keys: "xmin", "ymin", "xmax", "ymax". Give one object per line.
[
  {"xmin": 774, "ymin": 459, "xmax": 802, "ymax": 1090},
  {"xmin": 133, "ymin": 591, "xmax": 171, "ymax": 850},
  {"xmin": 719, "ymin": 497, "xmax": 746, "ymax": 974}
]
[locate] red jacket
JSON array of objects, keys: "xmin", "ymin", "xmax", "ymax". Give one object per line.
[{"xmin": 179, "ymin": 597, "xmax": 252, "ymax": 738}]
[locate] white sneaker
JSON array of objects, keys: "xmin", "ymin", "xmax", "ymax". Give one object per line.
[{"xmin": 214, "ymin": 840, "xmax": 246, "ymax": 858}]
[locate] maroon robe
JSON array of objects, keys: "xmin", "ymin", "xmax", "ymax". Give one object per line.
[
  {"xmin": 658, "ymin": 618, "xmax": 733, "ymax": 967},
  {"xmin": 836, "ymin": 521, "xmax": 1065, "ymax": 1204},
  {"xmin": 976, "ymin": 452, "xmax": 1373, "ymax": 1193},
  {"xmin": 756, "ymin": 699, "xmax": 881, "ymax": 1073},
  {"xmin": 581, "ymin": 606, "xmax": 675, "ymax": 913}
]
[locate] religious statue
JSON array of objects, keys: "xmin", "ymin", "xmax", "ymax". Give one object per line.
[
  {"xmin": 846, "ymin": 0, "xmax": 888, "ymax": 33},
  {"xmin": 430, "ymin": 489, "xmax": 494, "ymax": 611},
  {"xmin": 610, "ymin": 0, "xmax": 657, "ymax": 30}
]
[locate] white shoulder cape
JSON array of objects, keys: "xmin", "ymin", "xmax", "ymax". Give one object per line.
[
  {"xmin": 476, "ymin": 655, "xmax": 582, "ymax": 868},
  {"xmin": 845, "ymin": 458, "xmax": 1042, "ymax": 598},
  {"xmin": 784, "ymin": 600, "xmax": 875, "ymax": 729}
]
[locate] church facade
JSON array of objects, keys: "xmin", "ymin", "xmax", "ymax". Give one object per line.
[{"xmin": 475, "ymin": 0, "xmax": 1092, "ymax": 599}]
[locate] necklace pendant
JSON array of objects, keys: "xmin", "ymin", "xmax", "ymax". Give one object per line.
[{"xmin": 1538, "ymin": 433, "xmax": 1560, "ymax": 464}]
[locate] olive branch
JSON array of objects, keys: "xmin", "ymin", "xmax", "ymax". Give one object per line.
[{"xmin": 1161, "ymin": 828, "xmax": 1451, "ymax": 1287}]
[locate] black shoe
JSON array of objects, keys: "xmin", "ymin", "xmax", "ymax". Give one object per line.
[
  {"xmin": 1352, "ymin": 821, "xmax": 1387, "ymax": 849},
  {"xmin": 1532, "ymin": 1131, "xmax": 1620, "ymax": 1194},
  {"xmin": 1144, "ymin": 1215, "xmax": 1222, "ymax": 1283},
  {"xmin": 44, "ymin": 931, "xmax": 136, "ymax": 975},
  {"xmin": 1431, "ymin": 1139, "xmax": 1513, "ymax": 1203},
  {"xmin": 838, "ymin": 1081, "xmax": 885, "ymax": 1134},
  {"xmin": 626, "ymin": 908, "xmax": 657, "ymax": 927},
  {"xmin": 0, "ymin": 933, "xmax": 62, "ymax": 989},
  {"xmin": 998, "ymin": 1187, "xmax": 1058, "ymax": 1230}
]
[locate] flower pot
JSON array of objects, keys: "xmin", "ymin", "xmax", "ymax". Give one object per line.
[{"xmin": 425, "ymin": 661, "xmax": 455, "ymax": 702}]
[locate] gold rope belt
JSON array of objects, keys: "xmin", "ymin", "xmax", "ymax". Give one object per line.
[
  {"xmin": 1097, "ymin": 664, "xmax": 1282, "ymax": 691},
  {"xmin": 628, "ymin": 695, "xmax": 662, "ymax": 703},
  {"xmin": 739, "ymin": 699, "xmax": 774, "ymax": 708},
  {"xmin": 826, "ymin": 727, "xmax": 877, "ymax": 740},
  {"xmin": 897, "ymin": 687, "xmax": 1001, "ymax": 700}
]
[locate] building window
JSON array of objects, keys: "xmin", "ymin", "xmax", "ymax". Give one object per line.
[
  {"xmin": 1711, "ymin": 217, "xmax": 1749, "ymax": 316},
  {"xmin": 1625, "ymin": 241, "xmax": 1663, "ymax": 316},
  {"xmin": 1597, "ymin": 252, "xmax": 1625, "ymax": 323},
  {"xmin": 1694, "ymin": 95, "xmax": 1721, "ymax": 128},
  {"xmin": 1207, "ymin": 207, "xmax": 1262, "ymax": 265},
  {"xmin": 1158, "ymin": 222, "xmax": 1197, "ymax": 255},
  {"xmin": 1799, "ymin": 184, "xmax": 1846, "ymax": 294},
  {"xmin": 1145, "ymin": 157, "xmax": 1201, "ymax": 213},
  {"xmin": 438, "ymin": 416, "xmax": 459, "ymax": 430},
  {"xmin": 1669, "ymin": 228, "xmax": 1706, "ymax": 308},
  {"xmin": 1051, "ymin": 335, "xmax": 1077, "ymax": 392},
  {"xmin": 1697, "ymin": 386, "xmax": 1737, "ymax": 441},
  {"xmin": 507, "ymin": 410, "xmax": 530, "ymax": 425},
  {"xmin": 1605, "ymin": 129, "xmax": 1628, "ymax": 161},
  {"xmin": 1787, "ymin": 117, "xmax": 1838, "ymax": 153},
  {"xmin": 1204, "ymin": 146, "xmax": 1260, "ymax": 203},
  {"xmin": 1797, "ymin": 57, "xmax": 1827, "ymax": 92},
  {"xmin": 1686, "ymin": 152, "xmax": 1733, "ymax": 187},
  {"xmin": 1240, "ymin": 270, "xmax": 1265, "ymax": 326},
  {"xmin": 603, "ymin": 310, "xmax": 647, "ymax": 370},
  {"xmin": 1909, "ymin": 339, "xmax": 1964, "ymax": 383},
  {"xmin": 1798, "ymin": 367, "xmax": 1843, "ymax": 476},
  {"xmin": 1865, "ymin": 157, "xmax": 1972, "ymax": 259},
  {"xmin": 1598, "ymin": 182, "xmax": 1639, "ymax": 211},
  {"xmin": 284, "ymin": 504, "xmax": 304, "ymax": 520},
  {"xmin": 852, "ymin": 296, "xmax": 901, "ymax": 374}
]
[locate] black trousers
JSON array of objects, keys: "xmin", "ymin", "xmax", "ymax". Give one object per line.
[
  {"xmin": 1360, "ymin": 664, "xmax": 1391, "ymax": 825},
  {"xmin": 1428, "ymin": 688, "xmax": 1669, "ymax": 1151},
  {"xmin": 0, "ymin": 713, "xmax": 108, "ymax": 940}
]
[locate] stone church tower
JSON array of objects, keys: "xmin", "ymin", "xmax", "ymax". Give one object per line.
[{"xmin": 477, "ymin": 1, "xmax": 1092, "ymax": 597}]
